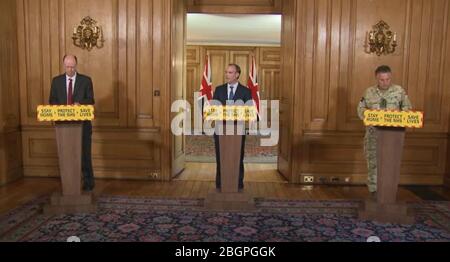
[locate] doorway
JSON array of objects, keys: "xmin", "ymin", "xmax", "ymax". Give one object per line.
[{"xmin": 171, "ymin": 1, "xmax": 292, "ymax": 185}]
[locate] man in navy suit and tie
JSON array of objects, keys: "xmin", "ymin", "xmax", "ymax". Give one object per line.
[
  {"xmin": 49, "ymin": 55, "xmax": 95, "ymax": 192},
  {"xmin": 213, "ymin": 64, "xmax": 252, "ymax": 190}
]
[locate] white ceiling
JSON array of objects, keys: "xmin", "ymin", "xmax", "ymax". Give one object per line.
[{"xmin": 186, "ymin": 14, "xmax": 281, "ymax": 46}]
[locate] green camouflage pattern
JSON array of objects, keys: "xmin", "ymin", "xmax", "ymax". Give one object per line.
[{"xmin": 357, "ymin": 84, "xmax": 412, "ymax": 193}]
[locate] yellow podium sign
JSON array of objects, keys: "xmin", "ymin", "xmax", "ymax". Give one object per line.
[
  {"xmin": 363, "ymin": 110, "xmax": 423, "ymax": 128},
  {"xmin": 37, "ymin": 105, "xmax": 95, "ymax": 121},
  {"xmin": 203, "ymin": 106, "xmax": 258, "ymax": 121}
]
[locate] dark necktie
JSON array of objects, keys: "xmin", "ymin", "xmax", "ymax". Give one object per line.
[
  {"xmin": 380, "ymin": 98, "xmax": 387, "ymax": 109},
  {"xmin": 68, "ymin": 78, "xmax": 73, "ymax": 105},
  {"xmin": 228, "ymin": 86, "xmax": 235, "ymax": 100}
]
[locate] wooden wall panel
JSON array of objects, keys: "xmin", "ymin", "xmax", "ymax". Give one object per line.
[
  {"xmin": 8, "ymin": 0, "xmax": 450, "ymax": 186},
  {"xmin": 444, "ymin": 0, "xmax": 450, "ymax": 188},
  {"xmin": 258, "ymin": 47, "xmax": 281, "ymax": 101},
  {"xmin": 345, "ymin": 0, "xmax": 408, "ymax": 129},
  {"xmin": 0, "ymin": 0, "xmax": 22, "ymax": 186},
  {"xmin": 447, "ymin": 132, "xmax": 450, "ymax": 187},
  {"xmin": 17, "ymin": 0, "xmax": 51, "ymax": 127},
  {"xmin": 21, "ymin": 128, "xmax": 161, "ymax": 179},
  {"xmin": 186, "ymin": 65, "xmax": 200, "ymax": 109},
  {"xmin": 407, "ymin": 0, "xmax": 450, "ymax": 133},
  {"xmin": 0, "ymin": 132, "xmax": 22, "ymax": 185},
  {"xmin": 229, "ymin": 50, "xmax": 252, "ymax": 83},
  {"xmin": 300, "ymin": 132, "xmax": 445, "ymax": 185},
  {"xmin": 186, "ymin": 46, "xmax": 201, "ymax": 64},
  {"xmin": 289, "ymin": 0, "xmax": 450, "ymax": 186},
  {"xmin": 259, "ymin": 47, "xmax": 280, "ymax": 65},
  {"xmin": 278, "ymin": 0, "xmax": 296, "ymax": 181},
  {"xmin": 63, "ymin": 0, "xmax": 126, "ymax": 127},
  {"xmin": 16, "ymin": 0, "xmax": 173, "ymax": 181},
  {"xmin": 259, "ymin": 67, "xmax": 280, "ymax": 101},
  {"xmin": 332, "ymin": 0, "xmax": 450, "ymax": 132},
  {"xmin": 185, "ymin": 45, "xmax": 280, "ymax": 106},
  {"xmin": 305, "ymin": 0, "xmax": 332, "ymax": 130},
  {"xmin": 208, "ymin": 49, "xmax": 229, "ymax": 89},
  {"xmin": 186, "ymin": 46, "xmax": 201, "ymax": 108},
  {"xmin": 133, "ymin": 0, "xmax": 155, "ymax": 128},
  {"xmin": 187, "ymin": 0, "xmax": 282, "ymax": 14},
  {"xmin": 171, "ymin": 0, "xmax": 186, "ymax": 177}
]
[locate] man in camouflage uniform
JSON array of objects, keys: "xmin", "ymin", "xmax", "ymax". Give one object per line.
[{"xmin": 357, "ymin": 65, "xmax": 412, "ymax": 194}]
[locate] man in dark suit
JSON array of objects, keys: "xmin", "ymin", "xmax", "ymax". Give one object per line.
[
  {"xmin": 49, "ymin": 55, "xmax": 95, "ymax": 191},
  {"xmin": 213, "ymin": 64, "xmax": 252, "ymax": 190}
]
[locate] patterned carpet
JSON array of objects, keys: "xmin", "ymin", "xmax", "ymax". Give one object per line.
[
  {"xmin": 1, "ymin": 196, "xmax": 450, "ymax": 242},
  {"xmin": 185, "ymin": 135, "xmax": 278, "ymax": 163}
]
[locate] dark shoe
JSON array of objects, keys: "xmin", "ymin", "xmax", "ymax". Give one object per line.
[
  {"xmin": 83, "ymin": 183, "xmax": 94, "ymax": 192},
  {"xmin": 83, "ymin": 178, "xmax": 95, "ymax": 191},
  {"xmin": 91, "ymin": 180, "xmax": 95, "ymax": 188},
  {"xmin": 369, "ymin": 192, "xmax": 377, "ymax": 202}
]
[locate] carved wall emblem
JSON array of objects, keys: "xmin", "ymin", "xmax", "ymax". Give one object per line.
[
  {"xmin": 72, "ymin": 16, "xmax": 104, "ymax": 51},
  {"xmin": 365, "ymin": 20, "xmax": 397, "ymax": 56}
]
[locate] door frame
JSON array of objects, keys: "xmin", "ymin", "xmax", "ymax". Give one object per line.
[{"xmin": 168, "ymin": 0, "xmax": 295, "ymax": 182}]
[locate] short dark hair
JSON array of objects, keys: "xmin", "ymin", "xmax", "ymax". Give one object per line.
[
  {"xmin": 375, "ymin": 65, "xmax": 391, "ymax": 75},
  {"xmin": 228, "ymin": 64, "xmax": 241, "ymax": 78},
  {"xmin": 63, "ymin": 55, "xmax": 78, "ymax": 64}
]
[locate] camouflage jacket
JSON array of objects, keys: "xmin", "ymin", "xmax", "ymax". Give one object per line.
[{"xmin": 357, "ymin": 84, "xmax": 412, "ymax": 120}]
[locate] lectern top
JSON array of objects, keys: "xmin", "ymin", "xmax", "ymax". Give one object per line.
[
  {"xmin": 37, "ymin": 105, "xmax": 95, "ymax": 122},
  {"xmin": 363, "ymin": 110, "xmax": 423, "ymax": 128}
]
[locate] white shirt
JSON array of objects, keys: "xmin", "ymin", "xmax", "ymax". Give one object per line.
[
  {"xmin": 227, "ymin": 83, "xmax": 238, "ymax": 100},
  {"xmin": 66, "ymin": 73, "xmax": 77, "ymax": 96}
]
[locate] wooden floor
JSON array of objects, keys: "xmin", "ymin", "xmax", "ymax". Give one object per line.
[
  {"xmin": 175, "ymin": 162, "xmax": 286, "ymax": 182},
  {"xmin": 1, "ymin": 162, "xmax": 449, "ymax": 215},
  {"xmin": 1, "ymin": 179, "xmax": 450, "ymax": 215}
]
